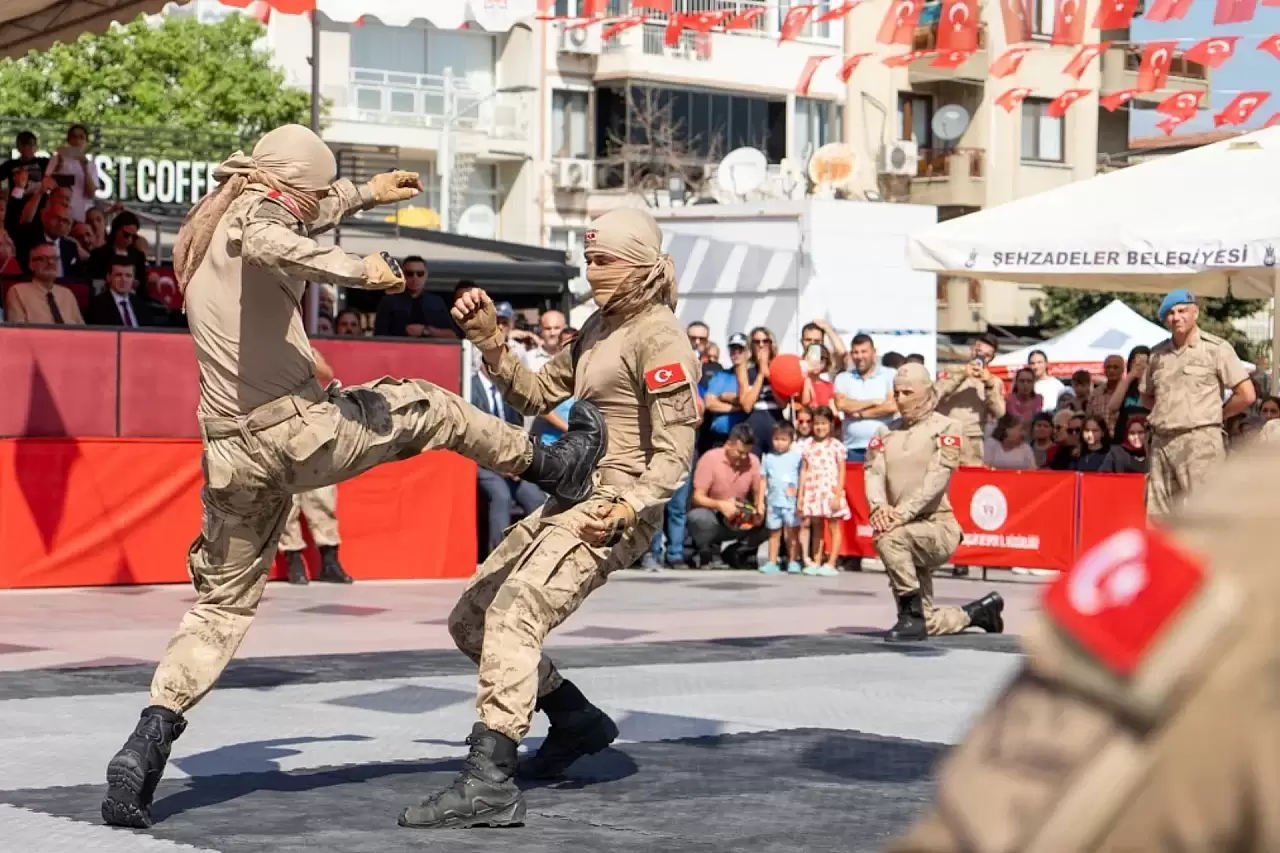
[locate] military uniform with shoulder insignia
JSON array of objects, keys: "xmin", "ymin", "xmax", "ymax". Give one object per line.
[{"xmin": 885, "ymin": 441, "xmax": 1280, "ymax": 853}]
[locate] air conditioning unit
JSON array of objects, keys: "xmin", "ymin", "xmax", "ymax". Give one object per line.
[
  {"xmin": 558, "ymin": 22, "xmax": 602, "ymax": 55},
  {"xmin": 879, "ymin": 140, "xmax": 919, "ymax": 176},
  {"xmin": 556, "ymin": 159, "xmax": 595, "ymax": 191}
]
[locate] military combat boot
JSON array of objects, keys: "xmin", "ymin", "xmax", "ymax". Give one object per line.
[
  {"xmin": 285, "ymin": 551, "xmax": 309, "ymax": 585},
  {"xmin": 101, "ymin": 705, "xmax": 187, "ymax": 828},
  {"xmin": 518, "ymin": 680, "xmax": 619, "ymax": 780},
  {"xmin": 523, "ymin": 401, "xmax": 607, "ymax": 504},
  {"xmin": 962, "ymin": 592, "xmax": 1005, "ymax": 634},
  {"xmin": 316, "ymin": 545, "xmax": 353, "ymax": 584},
  {"xmin": 886, "ymin": 592, "xmax": 928, "ymax": 643},
  {"xmin": 398, "ymin": 723, "xmax": 525, "ymax": 829}
]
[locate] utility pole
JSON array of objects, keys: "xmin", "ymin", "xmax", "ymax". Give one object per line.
[
  {"xmin": 309, "ymin": 11, "xmax": 321, "ymax": 133},
  {"xmin": 438, "ymin": 67, "xmax": 455, "ymax": 233}
]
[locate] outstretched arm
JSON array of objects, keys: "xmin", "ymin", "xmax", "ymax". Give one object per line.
[{"xmin": 238, "ymin": 202, "xmax": 402, "ymax": 291}]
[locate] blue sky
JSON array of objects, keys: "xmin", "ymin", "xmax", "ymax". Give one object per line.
[{"xmin": 1129, "ymin": 3, "xmax": 1280, "ymax": 137}]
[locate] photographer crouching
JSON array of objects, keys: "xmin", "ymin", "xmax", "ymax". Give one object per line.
[{"xmin": 686, "ymin": 423, "xmax": 766, "ymax": 569}]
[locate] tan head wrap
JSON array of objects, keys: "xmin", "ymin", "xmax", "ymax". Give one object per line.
[
  {"xmin": 173, "ymin": 124, "xmax": 337, "ymax": 292},
  {"xmin": 894, "ymin": 363, "xmax": 938, "ymax": 424},
  {"xmin": 584, "ymin": 208, "xmax": 676, "ymax": 319}
]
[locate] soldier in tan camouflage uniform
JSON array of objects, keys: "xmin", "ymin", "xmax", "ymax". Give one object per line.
[
  {"xmin": 885, "ymin": 431, "xmax": 1280, "ymax": 853},
  {"xmin": 101, "ymin": 125, "xmax": 608, "ymax": 830},
  {"xmin": 397, "ymin": 208, "xmax": 701, "ymax": 831},
  {"xmin": 1141, "ymin": 289, "xmax": 1254, "ymax": 517},
  {"xmin": 865, "ymin": 364, "xmax": 1005, "ymax": 642}
]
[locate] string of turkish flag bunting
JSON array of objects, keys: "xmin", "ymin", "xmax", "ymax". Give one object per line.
[{"xmin": 538, "ymin": 0, "xmax": 1280, "ymax": 135}]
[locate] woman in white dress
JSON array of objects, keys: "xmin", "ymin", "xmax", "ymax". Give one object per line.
[{"xmin": 46, "ymin": 124, "xmax": 100, "ymax": 223}]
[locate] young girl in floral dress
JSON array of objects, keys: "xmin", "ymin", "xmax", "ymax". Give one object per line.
[{"xmin": 798, "ymin": 406, "xmax": 850, "ymax": 576}]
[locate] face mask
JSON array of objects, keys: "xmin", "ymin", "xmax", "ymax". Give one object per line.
[{"xmin": 586, "ymin": 264, "xmax": 631, "ymax": 308}]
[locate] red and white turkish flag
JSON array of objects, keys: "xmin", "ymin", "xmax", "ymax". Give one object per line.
[
  {"xmin": 723, "ymin": 6, "xmax": 765, "ymax": 30},
  {"xmin": 931, "ymin": 50, "xmax": 973, "ymax": 68},
  {"xmin": 1156, "ymin": 90, "xmax": 1203, "ymax": 120},
  {"xmin": 1183, "ymin": 36, "xmax": 1239, "ymax": 68},
  {"xmin": 1258, "ymin": 34, "xmax": 1280, "ymax": 60},
  {"xmin": 1099, "ymin": 89, "xmax": 1139, "ymax": 111},
  {"xmin": 1156, "ymin": 116, "xmax": 1188, "ymax": 136},
  {"xmin": 1063, "ymin": 42, "xmax": 1110, "ymax": 79},
  {"xmin": 882, "ymin": 49, "xmax": 930, "ymax": 67},
  {"xmin": 665, "ymin": 10, "xmax": 727, "ymax": 45},
  {"xmin": 938, "ymin": 0, "xmax": 979, "ymax": 51},
  {"xmin": 795, "ymin": 54, "xmax": 833, "ymax": 95},
  {"xmin": 1214, "ymin": 91, "xmax": 1270, "ymax": 126},
  {"xmin": 1144, "ymin": 0, "xmax": 1194, "ymax": 20},
  {"xmin": 779, "ymin": 5, "xmax": 814, "ymax": 43},
  {"xmin": 600, "ymin": 14, "xmax": 647, "ymax": 40},
  {"xmin": 838, "ymin": 52, "xmax": 873, "ymax": 81},
  {"xmin": 999, "ymin": 0, "xmax": 1032, "ymax": 45},
  {"xmin": 644, "ymin": 363, "xmax": 689, "ymax": 391},
  {"xmin": 1093, "ymin": 0, "xmax": 1140, "ymax": 29},
  {"xmin": 990, "ymin": 46, "xmax": 1033, "ymax": 77},
  {"xmin": 1213, "ymin": 0, "xmax": 1257, "ymax": 24},
  {"xmin": 817, "ymin": 1, "xmax": 861, "ymax": 23},
  {"xmin": 995, "ymin": 87, "xmax": 1033, "ymax": 112},
  {"xmin": 633, "ymin": 0, "xmax": 672, "ymax": 10},
  {"xmin": 1137, "ymin": 41, "xmax": 1177, "ymax": 92},
  {"xmin": 1267, "ymin": 112, "xmax": 1280, "ymax": 127},
  {"xmin": 1051, "ymin": 0, "xmax": 1086, "ymax": 46},
  {"xmin": 1046, "ymin": 88, "xmax": 1090, "ymax": 117},
  {"xmin": 877, "ymin": 0, "xmax": 924, "ymax": 45}
]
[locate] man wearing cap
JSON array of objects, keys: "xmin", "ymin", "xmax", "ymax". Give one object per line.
[
  {"xmin": 700, "ymin": 332, "xmax": 750, "ymax": 453},
  {"xmin": 864, "ymin": 363, "xmax": 1005, "ymax": 642},
  {"xmin": 1141, "ymin": 289, "xmax": 1254, "ymax": 516}
]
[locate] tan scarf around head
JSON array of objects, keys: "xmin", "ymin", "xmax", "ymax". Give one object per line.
[
  {"xmin": 585, "ymin": 208, "xmax": 676, "ymax": 320},
  {"xmin": 894, "ymin": 363, "xmax": 939, "ymax": 424},
  {"xmin": 173, "ymin": 124, "xmax": 337, "ymax": 292}
]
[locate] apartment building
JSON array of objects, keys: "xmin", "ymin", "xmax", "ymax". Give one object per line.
[{"xmin": 839, "ymin": 1, "xmax": 1209, "ymax": 332}]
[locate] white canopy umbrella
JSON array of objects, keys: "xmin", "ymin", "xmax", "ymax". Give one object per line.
[
  {"xmin": 908, "ymin": 126, "xmax": 1280, "ymax": 300},
  {"xmin": 991, "ymin": 300, "xmax": 1170, "ymax": 377}
]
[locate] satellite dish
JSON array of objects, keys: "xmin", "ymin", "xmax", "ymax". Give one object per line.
[
  {"xmin": 715, "ymin": 147, "xmax": 768, "ymax": 196},
  {"xmin": 931, "ymin": 105, "xmax": 971, "ymax": 145},
  {"xmin": 456, "ymin": 204, "xmax": 498, "ymax": 240},
  {"xmin": 807, "ymin": 142, "xmax": 859, "ymax": 189}
]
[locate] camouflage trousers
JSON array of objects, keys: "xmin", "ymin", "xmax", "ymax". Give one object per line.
[
  {"xmin": 277, "ymin": 485, "xmax": 340, "ymax": 551},
  {"xmin": 1146, "ymin": 426, "xmax": 1226, "ymax": 518},
  {"xmin": 875, "ymin": 515, "xmax": 970, "ymax": 636},
  {"xmin": 447, "ymin": 488, "xmax": 660, "ymax": 742},
  {"xmin": 149, "ymin": 377, "xmax": 535, "ymax": 714},
  {"xmin": 959, "ymin": 435, "xmax": 985, "ymax": 467}
]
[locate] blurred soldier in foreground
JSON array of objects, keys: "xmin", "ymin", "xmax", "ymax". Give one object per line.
[
  {"xmin": 400, "ymin": 208, "xmax": 700, "ymax": 830},
  {"xmin": 865, "ymin": 364, "xmax": 1004, "ymax": 642},
  {"xmin": 885, "ymin": 443, "xmax": 1278, "ymax": 851},
  {"xmin": 101, "ymin": 125, "xmax": 607, "ymax": 830}
]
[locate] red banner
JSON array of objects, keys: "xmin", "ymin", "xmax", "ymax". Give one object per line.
[
  {"xmin": 841, "ymin": 465, "xmax": 1080, "ymax": 570},
  {"xmin": 1076, "ymin": 472, "xmax": 1146, "ymax": 555}
]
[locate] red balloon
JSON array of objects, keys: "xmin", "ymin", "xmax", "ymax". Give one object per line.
[{"xmin": 770, "ymin": 353, "xmax": 805, "ymax": 401}]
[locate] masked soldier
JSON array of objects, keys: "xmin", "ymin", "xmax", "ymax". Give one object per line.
[
  {"xmin": 398, "ymin": 208, "xmax": 701, "ymax": 830},
  {"xmin": 884, "ymin": 439, "xmax": 1280, "ymax": 853},
  {"xmin": 101, "ymin": 125, "xmax": 607, "ymax": 830},
  {"xmin": 864, "ymin": 364, "xmax": 1005, "ymax": 642}
]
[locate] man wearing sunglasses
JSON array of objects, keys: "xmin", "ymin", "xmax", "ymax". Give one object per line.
[{"xmin": 373, "ymin": 254, "xmax": 455, "ymax": 339}]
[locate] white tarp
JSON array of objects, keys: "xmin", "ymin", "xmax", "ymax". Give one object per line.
[
  {"xmin": 0, "ymin": 0, "xmax": 172, "ymax": 57},
  {"xmin": 313, "ymin": 0, "xmax": 536, "ymax": 31},
  {"xmin": 991, "ymin": 300, "xmax": 1170, "ymax": 376},
  {"xmin": 907, "ymin": 126, "xmax": 1280, "ymax": 300}
]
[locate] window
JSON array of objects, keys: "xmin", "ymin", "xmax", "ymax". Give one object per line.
[
  {"xmin": 897, "ymin": 93, "xmax": 933, "ymax": 146},
  {"xmin": 779, "ymin": 0, "xmax": 832, "ymax": 39},
  {"xmin": 398, "ymin": 161, "xmax": 503, "ymax": 230},
  {"xmin": 1021, "ymin": 97, "xmax": 1065, "ymax": 163},
  {"xmin": 793, "ymin": 97, "xmax": 841, "ymax": 160},
  {"xmin": 548, "ymin": 227, "xmax": 587, "ymax": 291},
  {"xmin": 551, "ymin": 90, "xmax": 590, "ymax": 159},
  {"xmin": 1032, "ymin": 0, "xmax": 1054, "ymax": 37},
  {"xmin": 350, "ymin": 22, "xmax": 496, "ymax": 92}
]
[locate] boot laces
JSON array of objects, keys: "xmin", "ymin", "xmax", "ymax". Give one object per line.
[{"xmin": 419, "ymin": 733, "xmax": 485, "ymax": 807}]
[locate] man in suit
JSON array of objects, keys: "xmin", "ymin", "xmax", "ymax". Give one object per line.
[
  {"xmin": 472, "ymin": 359, "xmax": 548, "ymax": 558},
  {"xmin": 85, "ymin": 260, "xmax": 153, "ymax": 327},
  {"xmin": 3, "ymin": 242, "xmax": 84, "ymax": 324}
]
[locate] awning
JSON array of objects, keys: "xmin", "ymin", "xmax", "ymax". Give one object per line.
[
  {"xmin": 0, "ymin": 0, "xmax": 174, "ymax": 58},
  {"xmin": 307, "ymin": 0, "xmax": 537, "ymax": 31}
]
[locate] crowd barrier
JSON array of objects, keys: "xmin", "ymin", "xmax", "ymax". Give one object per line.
[{"xmin": 839, "ymin": 464, "xmax": 1145, "ymax": 570}]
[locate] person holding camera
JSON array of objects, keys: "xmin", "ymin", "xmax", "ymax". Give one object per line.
[
  {"xmin": 934, "ymin": 333, "xmax": 1005, "ymax": 468},
  {"xmin": 686, "ymin": 423, "xmax": 765, "ymax": 569}
]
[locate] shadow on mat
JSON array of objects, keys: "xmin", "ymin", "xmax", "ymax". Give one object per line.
[
  {"xmin": 174, "ymin": 735, "xmax": 374, "ymax": 777},
  {"xmin": 800, "ymin": 732, "xmax": 944, "ymax": 783}
]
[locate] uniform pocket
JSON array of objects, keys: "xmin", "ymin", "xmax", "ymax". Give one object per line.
[
  {"xmin": 283, "ymin": 407, "xmax": 340, "ymax": 463},
  {"xmin": 365, "ymin": 376, "xmax": 435, "ymax": 413}
]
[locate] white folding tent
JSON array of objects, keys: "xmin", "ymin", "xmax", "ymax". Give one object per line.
[{"xmin": 990, "ymin": 300, "xmax": 1171, "ymax": 377}]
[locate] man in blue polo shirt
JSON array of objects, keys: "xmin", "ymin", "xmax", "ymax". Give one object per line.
[{"xmin": 833, "ymin": 333, "xmax": 898, "ymax": 462}]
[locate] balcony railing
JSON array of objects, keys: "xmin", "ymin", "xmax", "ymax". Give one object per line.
[
  {"xmin": 1121, "ymin": 47, "xmax": 1207, "ymax": 80},
  {"xmin": 603, "ymin": 0, "xmax": 837, "ymax": 40},
  {"xmin": 912, "ymin": 21, "xmax": 988, "ymax": 52},
  {"xmin": 332, "ymin": 69, "xmax": 530, "ymax": 141},
  {"xmin": 917, "ymin": 147, "xmax": 984, "ymax": 178}
]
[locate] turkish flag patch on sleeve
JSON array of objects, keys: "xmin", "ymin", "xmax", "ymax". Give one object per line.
[
  {"xmin": 1042, "ymin": 527, "xmax": 1207, "ymax": 677},
  {"xmin": 868, "ymin": 436, "xmax": 884, "ymax": 452},
  {"xmin": 938, "ymin": 434, "xmax": 961, "ymax": 448},
  {"xmin": 644, "ymin": 362, "xmax": 688, "ymax": 392}
]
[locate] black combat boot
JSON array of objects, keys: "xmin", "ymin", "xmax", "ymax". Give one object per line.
[
  {"xmin": 886, "ymin": 592, "xmax": 928, "ymax": 643},
  {"xmin": 316, "ymin": 545, "xmax": 353, "ymax": 584},
  {"xmin": 952, "ymin": 565, "xmax": 971, "ymax": 578},
  {"xmin": 398, "ymin": 723, "xmax": 525, "ymax": 829},
  {"xmin": 518, "ymin": 680, "xmax": 619, "ymax": 780},
  {"xmin": 523, "ymin": 401, "xmax": 607, "ymax": 504},
  {"xmin": 101, "ymin": 705, "xmax": 187, "ymax": 828},
  {"xmin": 962, "ymin": 592, "xmax": 1005, "ymax": 634},
  {"xmin": 286, "ymin": 551, "xmax": 309, "ymax": 585}
]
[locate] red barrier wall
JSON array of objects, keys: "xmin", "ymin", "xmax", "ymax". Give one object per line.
[
  {"xmin": 0, "ymin": 327, "xmax": 119, "ymax": 437},
  {"xmin": 1077, "ymin": 472, "xmax": 1147, "ymax": 555},
  {"xmin": 0, "ymin": 439, "xmax": 476, "ymax": 589}
]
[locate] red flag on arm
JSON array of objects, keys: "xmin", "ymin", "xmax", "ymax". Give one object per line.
[
  {"xmin": 1047, "ymin": 88, "xmax": 1090, "ymax": 117},
  {"xmin": 780, "ymin": 6, "xmax": 815, "ymax": 43},
  {"xmin": 1093, "ymin": 0, "xmax": 1140, "ymax": 29},
  {"xmin": 817, "ymin": 1, "xmax": 861, "ymax": 22},
  {"xmin": 1136, "ymin": 41, "xmax": 1177, "ymax": 92},
  {"xmin": 796, "ymin": 55, "xmax": 835, "ymax": 95},
  {"xmin": 1183, "ymin": 36, "xmax": 1238, "ymax": 68},
  {"xmin": 1063, "ymin": 42, "xmax": 1110, "ymax": 78},
  {"xmin": 938, "ymin": 0, "xmax": 979, "ymax": 52},
  {"xmin": 998, "ymin": 0, "xmax": 1031, "ymax": 44},
  {"xmin": 931, "ymin": 50, "xmax": 973, "ymax": 68},
  {"xmin": 1213, "ymin": 0, "xmax": 1257, "ymax": 24},
  {"xmin": 995, "ymin": 87, "xmax": 1033, "ymax": 111},
  {"xmin": 989, "ymin": 46, "xmax": 1034, "ymax": 77},
  {"xmin": 1156, "ymin": 90, "xmax": 1204, "ymax": 120},
  {"xmin": 1214, "ymin": 91, "xmax": 1270, "ymax": 126},
  {"xmin": 1100, "ymin": 89, "xmax": 1139, "ymax": 111},
  {"xmin": 723, "ymin": 6, "xmax": 765, "ymax": 30},
  {"xmin": 1259, "ymin": 34, "xmax": 1280, "ymax": 60},
  {"xmin": 878, "ymin": 0, "xmax": 925, "ymax": 46},
  {"xmin": 1051, "ymin": 0, "xmax": 1086, "ymax": 46},
  {"xmin": 838, "ymin": 52, "xmax": 873, "ymax": 81},
  {"xmin": 1144, "ymin": 0, "xmax": 1194, "ymax": 19}
]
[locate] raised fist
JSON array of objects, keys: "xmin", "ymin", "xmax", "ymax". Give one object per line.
[
  {"xmin": 451, "ymin": 287, "xmax": 506, "ymax": 352},
  {"xmin": 367, "ymin": 170, "xmax": 422, "ymax": 205}
]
